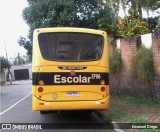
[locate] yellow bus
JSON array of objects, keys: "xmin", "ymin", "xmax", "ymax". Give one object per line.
[{"xmin": 32, "ymin": 27, "xmax": 110, "ymax": 113}]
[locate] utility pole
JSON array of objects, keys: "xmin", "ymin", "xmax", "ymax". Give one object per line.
[{"xmin": 4, "ymin": 41, "xmax": 12, "ymax": 85}]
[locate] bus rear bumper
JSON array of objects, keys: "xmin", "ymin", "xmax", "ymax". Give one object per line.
[{"xmin": 32, "ymin": 95, "xmax": 110, "ymax": 111}]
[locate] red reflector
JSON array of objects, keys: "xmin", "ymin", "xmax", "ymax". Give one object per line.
[
  {"xmin": 70, "ymin": 70, "xmax": 76, "ymax": 76},
  {"xmin": 101, "ymin": 87, "xmax": 105, "ymax": 92},
  {"xmin": 38, "ymin": 87, "xmax": 43, "ymax": 93},
  {"xmin": 101, "ymin": 102, "xmax": 105, "ymax": 104},
  {"xmin": 39, "ymin": 103, "xmax": 44, "ymax": 105}
]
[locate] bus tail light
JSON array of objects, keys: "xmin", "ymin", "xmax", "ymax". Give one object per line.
[
  {"xmin": 100, "ymin": 80, "xmax": 105, "ymax": 85},
  {"xmin": 38, "ymin": 87, "xmax": 43, "ymax": 93},
  {"xmin": 39, "ymin": 80, "xmax": 44, "ymax": 85},
  {"xmin": 100, "ymin": 102, "xmax": 105, "ymax": 104},
  {"xmin": 39, "ymin": 102, "xmax": 49, "ymax": 105},
  {"xmin": 101, "ymin": 87, "xmax": 105, "ymax": 92}
]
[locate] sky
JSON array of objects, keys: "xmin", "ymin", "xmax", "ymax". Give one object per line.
[{"xmin": 0, "ymin": 0, "xmax": 29, "ymax": 59}]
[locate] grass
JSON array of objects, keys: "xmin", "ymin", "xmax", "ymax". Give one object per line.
[
  {"xmin": 103, "ymin": 109, "xmax": 125, "ymax": 123},
  {"xmin": 130, "ymin": 45, "xmax": 155, "ymax": 83},
  {"xmin": 109, "ymin": 48, "xmax": 122, "ymax": 74},
  {"xmin": 102, "ymin": 95, "xmax": 160, "ymax": 131},
  {"xmin": 126, "ymin": 116, "xmax": 160, "ymax": 132},
  {"xmin": 125, "ymin": 96, "xmax": 160, "ymax": 108},
  {"xmin": 126, "ymin": 116, "xmax": 149, "ymax": 123},
  {"xmin": 103, "ymin": 95, "xmax": 160, "ymax": 123},
  {"xmin": 102, "ymin": 97, "xmax": 126, "ymax": 122}
]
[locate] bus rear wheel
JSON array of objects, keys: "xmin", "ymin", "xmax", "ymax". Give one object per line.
[{"xmin": 40, "ymin": 111, "xmax": 47, "ymax": 114}]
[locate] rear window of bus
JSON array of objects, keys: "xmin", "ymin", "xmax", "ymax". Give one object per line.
[{"xmin": 38, "ymin": 32, "xmax": 104, "ymax": 62}]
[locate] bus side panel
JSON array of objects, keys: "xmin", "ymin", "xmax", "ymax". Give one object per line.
[{"xmin": 32, "ymin": 67, "xmax": 40, "ymax": 97}]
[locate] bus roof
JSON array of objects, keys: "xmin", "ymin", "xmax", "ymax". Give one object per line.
[{"xmin": 34, "ymin": 27, "xmax": 106, "ymax": 36}]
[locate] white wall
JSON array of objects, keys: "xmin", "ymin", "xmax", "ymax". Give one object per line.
[
  {"xmin": 10, "ymin": 64, "xmax": 32, "ymax": 80},
  {"xmin": 115, "ymin": 33, "xmax": 152, "ymax": 49},
  {"xmin": 141, "ymin": 33, "xmax": 152, "ymax": 48}
]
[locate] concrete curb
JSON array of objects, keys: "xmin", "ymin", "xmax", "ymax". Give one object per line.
[{"xmin": 5, "ymin": 80, "xmax": 32, "ymax": 85}]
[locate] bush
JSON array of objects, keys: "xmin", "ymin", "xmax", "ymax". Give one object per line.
[
  {"xmin": 109, "ymin": 48, "xmax": 122, "ymax": 73},
  {"xmin": 131, "ymin": 45, "xmax": 154, "ymax": 83},
  {"xmin": 0, "ymin": 56, "xmax": 11, "ymax": 72},
  {"xmin": 118, "ymin": 9, "xmax": 149, "ymax": 38}
]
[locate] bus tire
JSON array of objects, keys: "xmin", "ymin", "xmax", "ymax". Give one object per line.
[{"xmin": 40, "ymin": 111, "xmax": 47, "ymax": 114}]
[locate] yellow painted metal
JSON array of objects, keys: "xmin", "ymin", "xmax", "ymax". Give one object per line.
[
  {"xmin": 32, "ymin": 27, "xmax": 109, "ymax": 68},
  {"xmin": 32, "ymin": 27, "xmax": 110, "ymax": 111},
  {"xmin": 32, "ymin": 95, "xmax": 110, "ymax": 110}
]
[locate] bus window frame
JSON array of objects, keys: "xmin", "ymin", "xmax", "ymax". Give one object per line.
[{"xmin": 38, "ymin": 32, "xmax": 105, "ymax": 62}]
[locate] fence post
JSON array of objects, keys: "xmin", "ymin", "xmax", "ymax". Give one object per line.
[
  {"xmin": 152, "ymin": 31, "xmax": 160, "ymax": 76},
  {"xmin": 120, "ymin": 36, "xmax": 140, "ymax": 70}
]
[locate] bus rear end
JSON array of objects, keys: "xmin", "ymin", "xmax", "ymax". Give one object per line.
[{"xmin": 32, "ymin": 28, "xmax": 110, "ymax": 112}]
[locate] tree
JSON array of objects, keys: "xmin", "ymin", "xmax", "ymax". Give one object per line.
[
  {"xmin": 98, "ymin": 0, "xmax": 160, "ymax": 39},
  {"xmin": 130, "ymin": 0, "xmax": 159, "ymax": 17},
  {"xmin": 98, "ymin": 5, "xmax": 119, "ymax": 41},
  {"xmin": 0, "ymin": 57, "xmax": 11, "ymax": 73},
  {"xmin": 18, "ymin": 36, "xmax": 32, "ymax": 58},
  {"xmin": 118, "ymin": 9, "xmax": 149, "ymax": 38},
  {"xmin": 97, "ymin": 0, "xmax": 122, "ymax": 41},
  {"xmin": 13, "ymin": 53, "xmax": 26, "ymax": 65},
  {"xmin": 18, "ymin": 0, "xmax": 104, "ymax": 56}
]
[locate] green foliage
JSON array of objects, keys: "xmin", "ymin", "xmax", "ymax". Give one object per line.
[
  {"xmin": 103, "ymin": 95, "xmax": 160, "ymax": 125},
  {"xmin": 130, "ymin": 0, "xmax": 159, "ymax": 17},
  {"xmin": 103, "ymin": 109, "xmax": 125, "ymax": 123},
  {"xmin": 18, "ymin": 37, "xmax": 32, "ymax": 57},
  {"xmin": 126, "ymin": 116, "xmax": 160, "ymax": 132},
  {"xmin": 126, "ymin": 96, "xmax": 160, "ymax": 108},
  {"xmin": 103, "ymin": 100, "xmax": 125, "ymax": 123},
  {"xmin": 131, "ymin": 45, "xmax": 155, "ymax": 83},
  {"xmin": 145, "ymin": 17, "xmax": 159, "ymax": 32},
  {"xmin": 19, "ymin": 0, "xmax": 104, "ymax": 56},
  {"xmin": 126, "ymin": 116, "xmax": 148, "ymax": 123},
  {"xmin": 0, "ymin": 57, "xmax": 11, "ymax": 72},
  {"xmin": 109, "ymin": 48, "xmax": 122, "ymax": 74},
  {"xmin": 148, "ymin": 0, "xmax": 160, "ymax": 11},
  {"xmin": 13, "ymin": 53, "xmax": 26, "ymax": 65},
  {"xmin": 118, "ymin": 9, "xmax": 149, "ymax": 38},
  {"xmin": 98, "ymin": 6, "xmax": 119, "ymax": 41}
]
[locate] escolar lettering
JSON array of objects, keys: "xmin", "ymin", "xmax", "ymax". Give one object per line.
[{"xmin": 54, "ymin": 75, "xmax": 91, "ymax": 83}]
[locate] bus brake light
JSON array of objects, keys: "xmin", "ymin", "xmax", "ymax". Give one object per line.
[
  {"xmin": 38, "ymin": 87, "xmax": 43, "ymax": 93},
  {"xmin": 101, "ymin": 87, "xmax": 105, "ymax": 92}
]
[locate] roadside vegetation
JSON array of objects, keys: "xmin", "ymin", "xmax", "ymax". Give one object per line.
[
  {"xmin": 109, "ymin": 48, "xmax": 122, "ymax": 74},
  {"xmin": 0, "ymin": 57, "xmax": 11, "ymax": 73},
  {"xmin": 102, "ymin": 95, "xmax": 160, "ymax": 129},
  {"xmin": 130, "ymin": 45, "xmax": 155, "ymax": 83},
  {"xmin": 102, "ymin": 95, "xmax": 160, "ymax": 131}
]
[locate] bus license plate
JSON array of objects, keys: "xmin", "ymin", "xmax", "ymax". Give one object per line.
[{"xmin": 66, "ymin": 92, "xmax": 79, "ymax": 97}]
